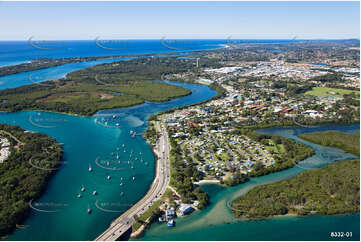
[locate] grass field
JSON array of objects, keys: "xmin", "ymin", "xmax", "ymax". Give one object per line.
[{"xmin": 305, "ymin": 87, "xmax": 360, "ymax": 99}]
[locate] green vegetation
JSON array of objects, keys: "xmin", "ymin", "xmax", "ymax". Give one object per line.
[
  {"xmin": 299, "ymin": 130, "xmax": 360, "ymax": 156},
  {"xmin": 240, "ymin": 131, "xmax": 315, "ymax": 177},
  {"xmin": 0, "ymin": 56, "xmax": 224, "ymax": 116},
  {"xmin": 231, "ymin": 159, "xmax": 360, "ymax": 218},
  {"xmin": 305, "ymin": 86, "xmax": 360, "ymax": 99},
  {"xmin": 231, "ymin": 130, "xmax": 360, "ymax": 219},
  {"xmin": 132, "ymin": 200, "xmax": 163, "ymax": 231},
  {"xmin": 0, "ymin": 124, "xmax": 63, "ymax": 237},
  {"xmin": 169, "ymin": 136, "xmax": 209, "ymax": 208}
]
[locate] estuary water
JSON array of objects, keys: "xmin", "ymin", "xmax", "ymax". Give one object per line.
[
  {"xmin": 0, "ymin": 81, "xmax": 216, "ymax": 241},
  {"xmin": 0, "ymin": 57, "xmax": 132, "ymax": 90},
  {"xmin": 138, "ymin": 124, "xmax": 360, "ymax": 241}
]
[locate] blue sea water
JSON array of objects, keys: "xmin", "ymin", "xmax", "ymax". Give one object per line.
[
  {"xmin": 0, "ymin": 40, "xmax": 359, "ymax": 241},
  {"xmin": 0, "ymin": 39, "xmax": 296, "ymax": 67},
  {"xmin": 0, "ymin": 39, "xmax": 225, "ymax": 67}
]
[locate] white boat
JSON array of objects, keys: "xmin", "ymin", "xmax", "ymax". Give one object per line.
[
  {"xmin": 131, "ymin": 166, "xmax": 134, "ymax": 169},
  {"xmin": 112, "ymin": 115, "xmax": 116, "ymax": 119},
  {"xmin": 88, "ymin": 164, "xmax": 93, "ymax": 172},
  {"xmin": 132, "ymin": 176, "xmax": 135, "ymax": 181},
  {"xmin": 120, "ymin": 192, "xmax": 124, "ymax": 196},
  {"xmin": 122, "ymin": 144, "xmax": 125, "ymax": 147},
  {"xmin": 77, "ymin": 194, "xmax": 82, "ymax": 198},
  {"xmin": 87, "ymin": 207, "xmax": 92, "ymax": 214},
  {"xmin": 106, "ymin": 161, "xmax": 110, "ymax": 166},
  {"xmin": 107, "ymin": 175, "xmax": 111, "ymax": 180},
  {"xmin": 81, "ymin": 186, "xmax": 85, "ymax": 192},
  {"xmin": 120, "ymin": 183, "xmax": 123, "ymax": 186},
  {"xmin": 93, "ymin": 191, "xmax": 97, "ymax": 195}
]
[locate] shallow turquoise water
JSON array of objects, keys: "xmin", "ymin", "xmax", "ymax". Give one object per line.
[
  {"xmin": 138, "ymin": 124, "xmax": 360, "ymax": 241},
  {"xmin": 0, "ymin": 81, "xmax": 216, "ymax": 241}
]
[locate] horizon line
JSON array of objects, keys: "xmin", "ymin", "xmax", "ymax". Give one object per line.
[{"xmin": 0, "ymin": 38, "xmax": 360, "ymax": 41}]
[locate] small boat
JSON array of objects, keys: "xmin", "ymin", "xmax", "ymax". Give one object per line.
[
  {"xmin": 139, "ymin": 152, "xmax": 142, "ymax": 155},
  {"xmin": 112, "ymin": 115, "xmax": 116, "ymax": 119},
  {"xmin": 117, "ymin": 147, "xmax": 120, "ymax": 151},
  {"xmin": 81, "ymin": 186, "xmax": 85, "ymax": 192},
  {"xmin": 116, "ymin": 155, "xmax": 119, "ymax": 159},
  {"xmin": 116, "ymin": 123, "xmax": 120, "ymax": 126},
  {"xmin": 131, "ymin": 166, "xmax": 134, "ymax": 169},
  {"xmin": 120, "ymin": 177, "xmax": 123, "ymax": 180},
  {"xmin": 106, "ymin": 161, "xmax": 110, "ymax": 166},
  {"xmin": 93, "ymin": 191, "xmax": 97, "ymax": 195},
  {"xmin": 132, "ymin": 176, "xmax": 135, "ymax": 181},
  {"xmin": 120, "ymin": 192, "xmax": 124, "ymax": 196},
  {"xmin": 111, "ymin": 152, "xmax": 114, "ymax": 156},
  {"xmin": 122, "ymin": 144, "xmax": 125, "ymax": 147},
  {"xmin": 120, "ymin": 183, "xmax": 123, "ymax": 186},
  {"xmin": 87, "ymin": 207, "xmax": 92, "ymax": 214},
  {"xmin": 107, "ymin": 175, "xmax": 111, "ymax": 180},
  {"xmin": 124, "ymin": 149, "xmax": 126, "ymax": 153},
  {"xmin": 135, "ymin": 157, "xmax": 138, "ymax": 160},
  {"xmin": 77, "ymin": 194, "xmax": 82, "ymax": 198},
  {"xmin": 127, "ymin": 161, "xmax": 130, "ymax": 164},
  {"xmin": 88, "ymin": 164, "xmax": 93, "ymax": 172}
]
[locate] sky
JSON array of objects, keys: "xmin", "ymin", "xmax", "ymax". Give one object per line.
[{"xmin": 0, "ymin": 1, "xmax": 360, "ymax": 40}]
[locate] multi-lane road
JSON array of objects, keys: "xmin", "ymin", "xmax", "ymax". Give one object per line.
[{"xmin": 95, "ymin": 122, "xmax": 170, "ymax": 241}]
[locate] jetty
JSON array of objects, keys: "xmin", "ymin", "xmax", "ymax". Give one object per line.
[{"xmin": 95, "ymin": 122, "xmax": 170, "ymax": 241}]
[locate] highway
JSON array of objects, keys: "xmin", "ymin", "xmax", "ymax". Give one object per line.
[{"xmin": 95, "ymin": 122, "xmax": 170, "ymax": 241}]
